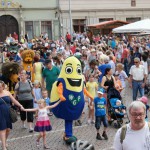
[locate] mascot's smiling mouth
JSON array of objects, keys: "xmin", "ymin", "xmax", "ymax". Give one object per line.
[{"xmin": 67, "ymin": 78, "xmax": 81, "ymax": 87}]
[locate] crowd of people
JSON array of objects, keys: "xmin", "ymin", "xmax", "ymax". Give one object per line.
[{"xmin": 0, "ymin": 31, "xmax": 150, "ymax": 150}]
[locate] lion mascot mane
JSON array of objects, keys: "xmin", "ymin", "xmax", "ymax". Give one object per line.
[{"xmin": 0, "ymin": 62, "xmax": 20, "ymax": 94}]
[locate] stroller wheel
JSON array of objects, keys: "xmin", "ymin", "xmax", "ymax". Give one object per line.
[
  {"xmin": 117, "ymin": 123, "xmax": 121, "ymax": 128},
  {"xmin": 120, "ymin": 119, "xmax": 123, "ymax": 124},
  {"xmin": 114, "ymin": 123, "xmax": 118, "ymax": 128},
  {"xmin": 108, "ymin": 120, "xmax": 113, "ymax": 125}
]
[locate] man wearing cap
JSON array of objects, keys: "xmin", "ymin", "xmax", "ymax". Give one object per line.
[{"xmin": 42, "ymin": 59, "xmax": 60, "ymax": 97}]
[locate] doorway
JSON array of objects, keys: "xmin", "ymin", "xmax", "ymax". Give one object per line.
[{"xmin": 0, "ymin": 15, "xmax": 19, "ymax": 42}]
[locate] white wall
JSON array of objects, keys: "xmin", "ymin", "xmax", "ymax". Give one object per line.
[
  {"xmin": 22, "ymin": 10, "xmax": 56, "ymax": 21},
  {"xmin": 60, "ymin": 0, "xmax": 150, "ymax": 10},
  {"xmin": 13, "ymin": 0, "xmax": 57, "ymax": 8}
]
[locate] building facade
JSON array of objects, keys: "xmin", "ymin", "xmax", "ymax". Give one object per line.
[
  {"xmin": 0, "ymin": 0, "xmax": 150, "ymax": 41},
  {"xmin": 59, "ymin": 0, "xmax": 150, "ymax": 36},
  {"xmin": 0, "ymin": 0, "xmax": 60, "ymax": 42}
]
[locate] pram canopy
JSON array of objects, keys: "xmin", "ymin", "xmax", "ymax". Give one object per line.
[{"xmin": 107, "ymin": 87, "xmax": 121, "ymax": 100}]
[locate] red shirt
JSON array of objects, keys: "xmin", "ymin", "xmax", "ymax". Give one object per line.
[
  {"xmin": 122, "ymin": 48, "xmax": 129, "ymax": 59},
  {"xmin": 66, "ymin": 34, "xmax": 71, "ymax": 40},
  {"xmin": 70, "ymin": 46, "xmax": 76, "ymax": 54}
]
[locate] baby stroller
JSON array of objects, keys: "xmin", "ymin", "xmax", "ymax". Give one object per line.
[{"xmin": 107, "ymin": 87, "xmax": 126, "ymax": 128}]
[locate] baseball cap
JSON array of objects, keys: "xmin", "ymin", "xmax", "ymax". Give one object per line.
[{"xmin": 97, "ymin": 88, "xmax": 104, "ymax": 94}]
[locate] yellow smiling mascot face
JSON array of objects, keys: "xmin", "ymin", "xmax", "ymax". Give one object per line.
[
  {"xmin": 50, "ymin": 56, "xmax": 84, "ymax": 102},
  {"xmin": 59, "ymin": 56, "xmax": 83, "ymax": 92}
]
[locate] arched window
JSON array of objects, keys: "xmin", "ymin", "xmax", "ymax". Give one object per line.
[{"xmin": 0, "ymin": 15, "xmax": 19, "ymax": 42}]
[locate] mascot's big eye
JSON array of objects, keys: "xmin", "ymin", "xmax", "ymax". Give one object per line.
[
  {"xmin": 65, "ymin": 66, "xmax": 73, "ymax": 74},
  {"xmin": 77, "ymin": 67, "xmax": 82, "ymax": 75}
]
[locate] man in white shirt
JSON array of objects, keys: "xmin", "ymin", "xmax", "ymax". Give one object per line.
[
  {"xmin": 57, "ymin": 42, "xmax": 64, "ymax": 54},
  {"xmin": 129, "ymin": 57, "xmax": 147, "ymax": 101},
  {"xmin": 114, "ymin": 101, "xmax": 150, "ymax": 150}
]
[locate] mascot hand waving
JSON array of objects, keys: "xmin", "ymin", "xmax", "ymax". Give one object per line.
[{"xmin": 50, "ymin": 56, "xmax": 93, "ymax": 144}]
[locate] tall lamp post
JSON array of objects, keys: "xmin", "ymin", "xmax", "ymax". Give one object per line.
[{"xmin": 69, "ymin": 0, "xmax": 72, "ymax": 35}]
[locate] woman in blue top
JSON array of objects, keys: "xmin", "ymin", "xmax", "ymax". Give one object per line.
[{"xmin": 0, "ymin": 80, "xmax": 24, "ymax": 150}]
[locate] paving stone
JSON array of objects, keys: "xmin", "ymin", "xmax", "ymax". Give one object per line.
[{"xmin": 1, "ymin": 82, "xmax": 149, "ymax": 150}]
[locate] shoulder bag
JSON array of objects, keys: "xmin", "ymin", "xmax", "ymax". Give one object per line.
[{"xmin": 0, "ymin": 97, "xmax": 18, "ymax": 123}]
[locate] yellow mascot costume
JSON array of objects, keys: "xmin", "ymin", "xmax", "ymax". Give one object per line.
[
  {"xmin": 21, "ymin": 50, "xmax": 35, "ymax": 82},
  {"xmin": 50, "ymin": 56, "xmax": 93, "ymax": 144}
]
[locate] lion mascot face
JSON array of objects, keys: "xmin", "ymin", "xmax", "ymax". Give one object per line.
[
  {"xmin": 0, "ymin": 62, "xmax": 20, "ymax": 94},
  {"xmin": 21, "ymin": 50, "xmax": 35, "ymax": 64}
]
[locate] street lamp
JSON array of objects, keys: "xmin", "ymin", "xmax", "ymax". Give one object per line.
[{"xmin": 69, "ymin": 0, "xmax": 72, "ymax": 35}]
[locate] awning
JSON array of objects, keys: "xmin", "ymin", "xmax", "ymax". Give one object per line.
[
  {"xmin": 87, "ymin": 20, "xmax": 128, "ymax": 29},
  {"xmin": 113, "ymin": 19, "xmax": 150, "ymax": 33}
]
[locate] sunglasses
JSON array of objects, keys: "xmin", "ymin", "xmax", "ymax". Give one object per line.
[{"xmin": 134, "ymin": 61, "xmax": 139, "ymax": 63}]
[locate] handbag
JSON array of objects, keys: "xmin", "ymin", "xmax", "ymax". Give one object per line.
[{"xmin": 0, "ymin": 97, "xmax": 18, "ymax": 123}]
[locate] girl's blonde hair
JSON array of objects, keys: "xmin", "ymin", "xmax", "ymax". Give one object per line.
[
  {"xmin": 34, "ymin": 80, "xmax": 41, "ymax": 88},
  {"xmin": 37, "ymin": 99, "xmax": 46, "ymax": 107},
  {"xmin": 117, "ymin": 63, "xmax": 124, "ymax": 70}
]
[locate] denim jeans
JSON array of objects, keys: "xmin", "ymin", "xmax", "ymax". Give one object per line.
[
  {"xmin": 124, "ymin": 58, "xmax": 129, "ymax": 76},
  {"xmin": 132, "ymin": 80, "xmax": 144, "ymax": 101}
]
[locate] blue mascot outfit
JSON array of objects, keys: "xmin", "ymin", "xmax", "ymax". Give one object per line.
[{"xmin": 50, "ymin": 56, "xmax": 93, "ymax": 144}]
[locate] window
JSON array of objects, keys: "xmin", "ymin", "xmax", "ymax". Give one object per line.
[
  {"xmin": 131, "ymin": 0, "xmax": 136, "ymax": 7},
  {"xmin": 25, "ymin": 21, "xmax": 33, "ymax": 39},
  {"xmin": 126, "ymin": 17, "xmax": 141, "ymax": 23},
  {"xmin": 73, "ymin": 19, "xmax": 86, "ymax": 33},
  {"xmin": 25, "ymin": 21, "xmax": 52, "ymax": 40},
  {"xmin": 41, "ymin": 21, "xmax": 52, "ymax": 39},
  {"xmin": 34, "ymin": 21, "xmax": 40, "ymax": 38},
  {"xmin": 99, "ymin": 18, "xmax": 113, "ymax": 22}
]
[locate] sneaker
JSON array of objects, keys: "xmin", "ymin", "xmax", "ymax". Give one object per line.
[
  {"xmin": 87, "ymin": 119, "xmax": 91, "ymax": 125},
  {"xmin": 77, "ymin": 120, "xmax": 82, "ymax": 126},
  {"xmin": 21, "ymin": 124, "xmax": 27, "ymax": 129},
  {"xmin": 44, "ymin": 145, "xmax": 50, "ymax": 149},
  {"xmin": 48, "ymin": 112, "xmax": 53, "ymax": 116},
  {"xmin": 96, "ymin": 133, "xmax": 102, "ymax": 140},
  {"xmin": 74, "ymin": 121, "xmax": 80, "ymax": 126},
  {"xmin": 29, "ymin": 128, "xmax": 34, "ymax": 133},
  {"xmin": 36, "ymin": 140, "xmax": 40, "ymax": 147},
  {"xmin": 91, "ymin": 120, "xmax": 95, "ymax": 124},
  {"xmin": 102, "ymin": 131, "xmax": 108, "ymax": 140}
]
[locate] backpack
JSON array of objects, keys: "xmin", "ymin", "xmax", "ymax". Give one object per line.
[
  {"xmin": 120, "ymin": 122, "xmax": 150, "ymax": 144},
  {"xmin": 18, "ymin": 79, "xmax": 33, "ymax": 92}
]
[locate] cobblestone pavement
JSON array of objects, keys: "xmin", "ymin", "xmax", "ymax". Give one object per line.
[{"xmin": 1, "ymin": 83, "xmax": 149, "ymax": 150}]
